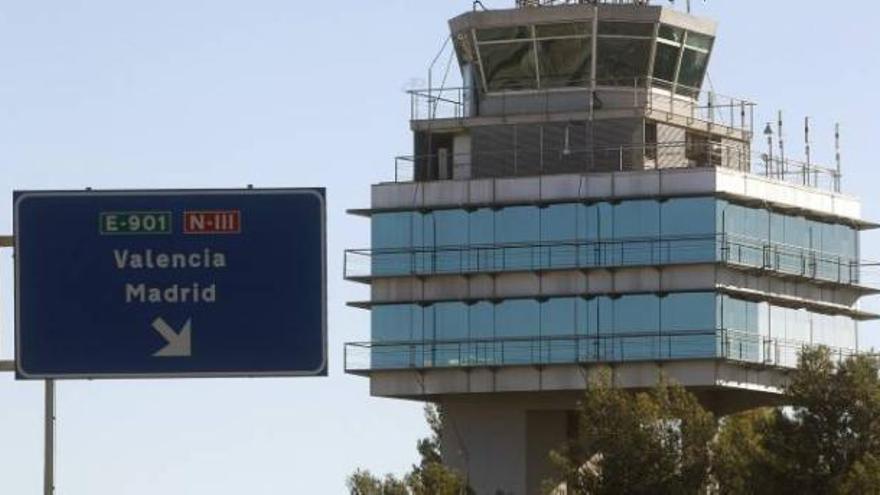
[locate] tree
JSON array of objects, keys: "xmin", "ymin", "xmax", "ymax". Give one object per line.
[
  {"xmin": 347, "ymin": 405, "xmax": 472, "ymax": 495},
  {"xmin": 711, "ymin": 409, "xmax": 775, "ymax": 495},
  {"xmin": 546, "ymin": 370, "xmax": 716, "ymax": 494},
  {"xmin": 347, "ymin": 469, "xmax": 408, "ymax": 495},
  {"xmin": 745, "ymin": 348, "xmax": 880, "ymax": 495}
]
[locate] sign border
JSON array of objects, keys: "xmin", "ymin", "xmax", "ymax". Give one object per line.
[{"xmin": 13, "ymin": 188, "xmax": 328, "ymax": 380}]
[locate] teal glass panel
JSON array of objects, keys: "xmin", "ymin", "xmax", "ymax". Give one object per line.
[
  {"xmin": 372, "ymin": 212, "xmax": 414, "ymax": 249},
  {"xmin": 470, "ymin": 302, "xmax": 497, "ymax": 365},
  {"xmin": 433, "ymin": 302, "xmax": 469, "ymax": 366},
  {"xmin": 614, "ymin": 294, "xmax": 660, "ymax": 361},
  {"xmin": 497, "ymin": 206, "xmax": 540, "ymax": 270},
  {"xmin": 541, "ymin": 297, "xmax": 578, "ymax": 363},
  {"xmin": 776, "ymin": 215, "xmax": 808, "ymax": 275},
  {"xmin": 661, "ymin": 198, "xmax": 716, "ymax": 264},
  {"xmin": 596, "ymin": 296, "xmax": 614, "ymax": 360},
  {"xmin": 371, "ymin": 304, "xmax": 421, "ymax": 369},
  {"xmin": 432, "ymin": 209, "xmax": 469, "ymax": 273},
  {"xmin": 578, "ymin": 203, "xmax": 607, "ymax": 267},
  {"xmin": 541, "ymin": 204, "xmax": 578, "ymax": 268},
  {"xmin": 720, "ymin": 296, "xmax": 763, "ymax": 363},
  {"xmin": 496, "ymin": 299, "xmax": 540, "ymax": 364},
  {"xmin": 661, "ymin": 293, "xmax": 717, "ymax": 359},
  {"xmin": 719, "ymin": 202, "xmax": 767, "ymax": 269},
  {"xmin": 468, "ymin": 208, "xmax": 495, "ymax": 272},
  {"xmin": 577, "ymin": 298, "xmax": 600, "ymax": 361},
  {"xmin": 372, "ymin": 212, "xmax": 415, "ymax": 276},
  {"xmin": 613, "ymin": 200, "xmax": 660, "ymax": 265}
]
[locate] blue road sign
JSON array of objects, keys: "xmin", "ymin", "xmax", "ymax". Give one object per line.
[{"xmin": 13, "ymin": 189, "xmax": 326, "ymax": 379}]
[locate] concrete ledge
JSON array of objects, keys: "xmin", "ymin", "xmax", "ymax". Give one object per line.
[
  {"xmin": 368, "ymin": 360, "xmax": 787, "ymax": 406},
  {"xmin": 370, "ymin": 168, "xmax": 866, "ymax": 226}
]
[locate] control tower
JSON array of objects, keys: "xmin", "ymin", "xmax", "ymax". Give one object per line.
[{"xmin": 344, "ymin": 1, "xmax": 877, "ymax": 493}]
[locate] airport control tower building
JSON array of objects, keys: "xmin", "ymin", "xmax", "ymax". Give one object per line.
[{"xmin": 345, "ymin": 1, "xmax": 877, "ymax": 493}]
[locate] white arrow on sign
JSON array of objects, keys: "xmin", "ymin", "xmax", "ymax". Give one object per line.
[{"xmin": 152, "ymin": 317, "xmax": 192, "ymax": 358}]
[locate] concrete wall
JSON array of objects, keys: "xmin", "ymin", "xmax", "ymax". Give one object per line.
[
  {"xmin": 371, "ymin": 167, "xmax": 865, "ymax": 226},
  {"xmin": 370, "ymin": 361, "xmax": 785, "ymax": 405}
]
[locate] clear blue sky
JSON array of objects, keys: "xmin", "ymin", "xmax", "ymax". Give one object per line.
[{"xmin": 0, "ymin": 1, "xmax": 878, "ymax": 493}]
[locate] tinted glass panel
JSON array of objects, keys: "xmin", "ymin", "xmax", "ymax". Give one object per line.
[
  {"xmin": 538, "ymin": 37, "xmax": 592, "ymax": 88},
  {"xmin": 596, "ymin": 38, "xmax": 652, "ymax": 84},
  {"xmin": 653, "ymin": 42, "xmax": 680, "ymax": 83},
  {"xmin": 373, "ymin": 212, "xmax": 413, "ymax": 249},
  {"xmin": 615, "ymin": 295, "xmax": 660, "ymax": 360},
  {"xmin": 541, "ymin": 204, "xmax": 578, "ymax": 267},
  {"xmin": 685, "ymin": 32, "xmax": 714, "ymax": 51},
  {"xmin": 658, "ymin": 24, "xmax": 685, "ymax": 44},
  {"xmin": 477, "ymin": 26, "xmax": 531, "ymax": 42},
  {"xmin": 677, "ymin": 48, "xmax": 709, "ymax": 89},
  {"xmin": 599, "ymin": 22, "xmax": 654, "ymax": 37},
  {"xmin": 479, "ymin": 42, "xmax": 538, "ymax": 91},
  {"xmin": 535, "ymin": 22, "xmax": 590, "ymax": 38}
]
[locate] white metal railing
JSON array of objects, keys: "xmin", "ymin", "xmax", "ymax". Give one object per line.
[
  {"xmin": 409, "ymin": 78, "xmax": 755, "ymax": 136},
  {"xmin": 389, "ymin": 141, "xmax": 841, "ymax": 192},
  {"xmin": 344, "ymin": 329, "xmax": 864, "ymax": 374}
]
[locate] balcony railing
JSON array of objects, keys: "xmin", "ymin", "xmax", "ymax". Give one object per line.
[
  {"xmin": 409, "ymin": 78, "xmax": 755, "ymax": 136},
  {"xmin": 344, "ymin": 234, "xmax": 866, "ymax": 288},
  {"xmin": 391, "ymin": 141, "xmax": 842, "ymax": 192},
  {"xmin": 344, "ymin": 329, "xmax": 862, "ymax": 374}
]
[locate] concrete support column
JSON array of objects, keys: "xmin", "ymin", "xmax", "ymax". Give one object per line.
[{"xmin": 440, "ymin": 399, "xmax": 571, "ymax": 495}]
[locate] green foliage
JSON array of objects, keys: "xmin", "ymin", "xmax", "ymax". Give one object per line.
[
  {"xmin": 711, "ymin": 409, "xmax": 775, "ymax": 495},
  {"xmin": 347, "ymin": 405, "xmax": 472, "ymax": 495},
  {"xmin": 347, "ymin": 469, "xmax": 408, "ymax": 495},
  {"xmin": 711, "ymin": 347, "xmax": 880, "ymax": 494},
  {"xmin": 741, "ymin": 348, "xmax": 880, "ymax": 495},
  {"xmin": 547, "ymin": 370, "xmax": 716, "ymax": 494}
]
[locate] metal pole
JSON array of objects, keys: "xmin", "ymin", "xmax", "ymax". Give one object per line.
[
  {"xmin": 44, "ymin": 379, "xmax": 56, "ymax": 495},
  {"xmin": 778, "ymin": 111, "xmax": 785, "ymax": 180},
  {"xmin": 835, "ymin": 123, "xmax": 842, "ymax": 192}
]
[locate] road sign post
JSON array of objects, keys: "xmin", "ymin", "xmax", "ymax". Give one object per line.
[{"xmin": 14, "ymin": 188, "xmax": 327, "ymax": 379}]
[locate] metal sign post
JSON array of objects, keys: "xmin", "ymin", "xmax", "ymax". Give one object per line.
[
  {"xmin": 44, "ymin": 380, "xmax": 55, "ymax": 495},
  {"xmin": 2, "ymin": 238, "xmax": 54, "ymax": 495}
]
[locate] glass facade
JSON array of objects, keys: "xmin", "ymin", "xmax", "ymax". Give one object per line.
[
  {"xmin": 468, "ymin": 21, "xmax": 713, "ymax": 93},
  {"xmin": 367, "ymin": 197, "xmax": 860, "ymax": 284},
  {"xmin": 368, "ymin": 293, "xmax": 857, "ymax": 370}
]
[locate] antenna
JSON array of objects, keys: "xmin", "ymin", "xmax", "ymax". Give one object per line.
[
  {"xmin": 804, "ymin": 117, "xmax": 811, "ymax": 186},
  {"xmin": 778, "ymin": 111, "xmax": 786, "ymax": 181},
  {"xmin": 835, "ymin": 123, "xmax": 842, "ymax": 192},
  {"xmin": 763, "ymin": 123, "xmax": 774, "ymax": 179}
]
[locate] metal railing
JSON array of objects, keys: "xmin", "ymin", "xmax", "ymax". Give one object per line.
[
  {"xmin": 344, "ymin": 234, "xmax": 867, "ymax": 287},
  {"xmin": 409, "ymin": 78, "xmax": 755, "ymax": 134},
  {"xmin": 390, "ymin": 141, "xmax": 841, "ymax": 192},
  {"xmin": 343, "ymin": 329, "xmax": 861, "ymax": 374}
]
